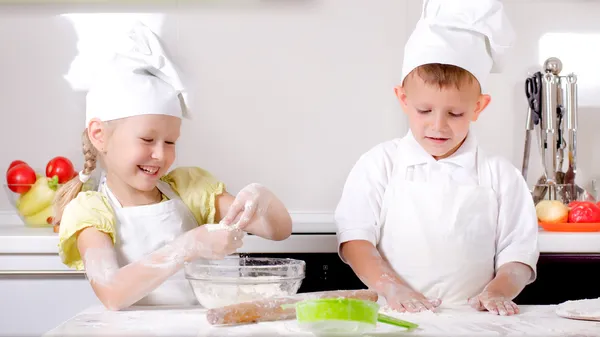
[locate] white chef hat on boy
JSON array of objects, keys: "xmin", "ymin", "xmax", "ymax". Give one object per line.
[
  {"xmin": 400, "ymin": 0, "xmax": 515, "ymax": 91},
  {"xmin": 85, "ymin": 21, "xmax": 188, "ymax": 127}
]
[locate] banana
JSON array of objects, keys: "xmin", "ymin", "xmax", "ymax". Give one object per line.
[{"xmin": 17, "ymin": 176, "xmax": 58, "ymax": 217}]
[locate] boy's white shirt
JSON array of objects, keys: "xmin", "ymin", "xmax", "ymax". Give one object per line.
[{"xmin": 334, "ymin": 130, "xmax": 540, "ymax": 302}]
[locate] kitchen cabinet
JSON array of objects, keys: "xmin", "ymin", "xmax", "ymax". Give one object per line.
[
  {"xmin": 0, "ymin": 254, "xmax": 100, "ymax": 337},
  {"xmin": 515, "ymin": 253, "xmax": 600, "ymax": 305},
  {"xmin": 251, "ymin": 252, "xmax": 600, "ymax": 306}
]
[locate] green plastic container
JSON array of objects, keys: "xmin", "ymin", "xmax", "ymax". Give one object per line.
[{"xmin": 293, "ymin": 298, "xmax": 418, "ymax": 336}]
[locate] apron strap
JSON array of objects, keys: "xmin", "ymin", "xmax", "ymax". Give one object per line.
[
  {"xmin": 156, "ymin": 180, "xmax": 181, "ymax": 200},
  {"xmin": 98, "ymin": 179, "xmax": 121, "ymax": 208},
  {"xmin": 99, "ymin": 179, "xmax": 181, "ymax": 209}
]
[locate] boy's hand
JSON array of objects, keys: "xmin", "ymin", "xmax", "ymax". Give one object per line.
[
  {"xmin": 468, "ymin": 262, "xmax": 532, "ymax": 316},
  {"xmin": 387, "ymin": 292, "xmax": 442, "ymax": 313},
  {"xmin": 468, "ymin": 290, "xmax": 519, "ymax": 316},
  {"xmin": 383, "ymin": 282, "xmax": 441, "ymax": 313}
]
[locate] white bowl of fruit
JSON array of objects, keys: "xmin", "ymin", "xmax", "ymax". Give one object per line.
[{"xmin": 3, "ymin": 157, "xmax": 77, "ymax": 229}]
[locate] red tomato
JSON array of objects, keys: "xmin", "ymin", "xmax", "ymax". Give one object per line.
[
  {"xmin": 7, "ymin": 160, "xmax": 27, "ymax": 173},
  {"xmin": 6, "ymin": 164, "xmax": 37, "ymax": 194},
  {"xmin": 568, "ymin": 201, "xmax": 600, "ymax": 223},
  {"xmin": 569, "ymin": 201, "xmax": 584, "ymax": 208},
  {"xmin": 46, "ymin": 156, "xmax": 75, "ymax": 184}
]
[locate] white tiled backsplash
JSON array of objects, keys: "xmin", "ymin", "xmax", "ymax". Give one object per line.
[{"xmin": 1, "ymin": 0, "xmax": 599, "ymax": 214}]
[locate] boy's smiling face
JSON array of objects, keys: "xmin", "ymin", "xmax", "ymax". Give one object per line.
[{"xmin": 395, "ymin": 67, "xmax": 491, "ymax": 160}]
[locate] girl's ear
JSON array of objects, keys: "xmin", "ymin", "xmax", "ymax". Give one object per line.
[{"xmin": 87, "ymin": 118, "xmax": 107, "ymax": 153}]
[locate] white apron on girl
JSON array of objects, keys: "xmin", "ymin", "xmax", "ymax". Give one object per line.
[
  {"xmin": 99, "ymin": 179, "xmax": 199, "ymax": 306},
  {"xmin": 379, "ymin": 148, "xmax": 498, "ymax": 305}
]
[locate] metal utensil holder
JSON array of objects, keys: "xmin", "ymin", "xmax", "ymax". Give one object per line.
[{"xmin": 522, "ymin": 57, "xmax": 590, "ymax": 204}]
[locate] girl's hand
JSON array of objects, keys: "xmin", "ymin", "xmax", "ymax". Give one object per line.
[
  {"xmin": 191, "ymin": 224, "xmax": 244, "ymax": 260},
  {"xmin": 219, "ymin": 183, "xmax": 274, "ymax": 229}
]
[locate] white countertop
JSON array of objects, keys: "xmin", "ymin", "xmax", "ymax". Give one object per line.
[
  {"xmin": 42, "ymin": 304, "xmax": 600, "ymax": 336},
  {"xmin": 0, "ymin": 224, "xmax": 599, "ymax": 255},
  {"xmin": 0, "ymin": 225, "xmax": 341, "ymax": 254}
]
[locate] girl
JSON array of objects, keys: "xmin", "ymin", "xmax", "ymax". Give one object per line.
[{"xmin": 54, "ymin": 22, "xmax": 292, "ymax": 310}]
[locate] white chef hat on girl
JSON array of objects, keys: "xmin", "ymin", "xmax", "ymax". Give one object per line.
[
  {"xmin": 85, "ymin": 21, "xmax": 188, "ymax": 127},
  {"xmin": 400, "ymin": 0, "xmax": 515, "ymax": 91}
]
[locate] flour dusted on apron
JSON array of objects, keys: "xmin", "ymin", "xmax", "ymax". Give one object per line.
[
  {"xmin": 99, "ymin": 180, "xmax": 199, "ymax": 306},
  {"xmin": 379, "ymin": 148, "xmax": 498, "ymax": 304}
]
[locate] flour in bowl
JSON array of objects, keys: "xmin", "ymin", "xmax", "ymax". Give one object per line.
[{"xmin": 189, "ymin": 276, "xmax": 302, "ymax": 308}]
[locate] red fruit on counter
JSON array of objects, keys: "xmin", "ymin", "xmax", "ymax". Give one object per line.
[
  {"xmin": 7, "ymin": 160, "xmax": 27, "ymax": 173},
  {"xmin": 6, "ymin": 163, "xmax": 37, "ymax": 194},
  {"xmin": 568, "ymin": 201, "xmax": 583, "ymax": 207},
  {"xmin": 568, "ymin": 201, "xmax": 600, "ymax": 223},
  {"xmin": 46, "ymin": 156, "xmax": 75, "ymax": 184}
]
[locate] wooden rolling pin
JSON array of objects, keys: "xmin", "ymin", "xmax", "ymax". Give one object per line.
[{"xmin": 206, "ymin": 289, "xmax": 378, "ymax": 326}]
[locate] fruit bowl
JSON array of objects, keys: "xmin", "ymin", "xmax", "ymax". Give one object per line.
[
  {"xmin": 4, "ymin": 157, "xmax": 80, "ymax": 228},
  {"xmin": 3, "ymin": 177, "xmax": 61, "ymax": 228},
  {"xmin": 184, "ymin": 256, "xmax": 306, "ymax": 309}
]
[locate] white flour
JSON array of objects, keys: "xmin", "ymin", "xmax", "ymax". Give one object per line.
[
  {"xmin": 45, "ymin": 308, "xmax": 207, "ymax": 337},
  {"xmin": 205, "ymin": 223, "xmax": 240, "ymax": 232},
  {"xmin": 556, "ymin": 297, "xmax": 600, "ymax": 320},
  {"xmin": 380, "ymin": 306, "xmax": 438, "ymax": 316},
  {"xmin": 373, "ymin": 304, "xmax": 600, "ymax": 336},
  {"xmin": 189, "ymin": 276, "xmax": 300, "ymax": 309},
  {"xmin": 44, "ymin": 304, "xmax": 600, "ymax": 337},
  {"xmin": 82, "ymin": 247, "xmax": 119, "ymax": 286}
]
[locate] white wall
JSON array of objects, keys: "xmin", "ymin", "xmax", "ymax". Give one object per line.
[{"xmin": 1, "ymin": 0, "xmax": 599, "ymax": 215}]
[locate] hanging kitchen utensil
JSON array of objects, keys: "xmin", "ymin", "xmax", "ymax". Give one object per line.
[
  {"xmin": 522, "ymin": 72, "xmax": 543, "ymax": 179},
  {"xmin": 524, "ymin": 71, "xmax": 548, "ymax": 201},
  {"xmin": 541, "ymin": 71, "xmax": 559, "ymax": 185},
  {"xmin": 563, "ymin": 73, "xmax": 578, "ymax": 202}
]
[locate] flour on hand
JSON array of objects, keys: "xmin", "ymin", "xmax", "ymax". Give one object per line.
[{"xmin": 205, "ymin": 223, "xmax": 241, "ymax": 232}]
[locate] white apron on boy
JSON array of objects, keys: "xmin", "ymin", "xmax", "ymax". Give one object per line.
[
  {"xmin": 378, "ymin": 0, "xmax": 512, "ymax": 304},
  {"xmin": 336, "ymin": 0, "xmax": 536, "ymax": 307},
  {"xmin": 378, "ymin": 145, "xmax": 497, "ymax": 305},
  {"xmin": 99, "ymin": 179, "xmax": 199, "ymax": 306}
]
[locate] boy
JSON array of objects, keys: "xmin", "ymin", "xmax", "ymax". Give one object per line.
[{"xmin": 335, "ymin": 0, "xmax": 539, "ymax": 316}]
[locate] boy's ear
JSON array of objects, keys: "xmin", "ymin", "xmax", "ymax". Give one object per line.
[
  {"xmin": 472, "ymin": 94, "xmax": 491, "ymax": 122},
  {"xmin": 394, "ymin": 85, "xmax": 409, "ymax": 114}
]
